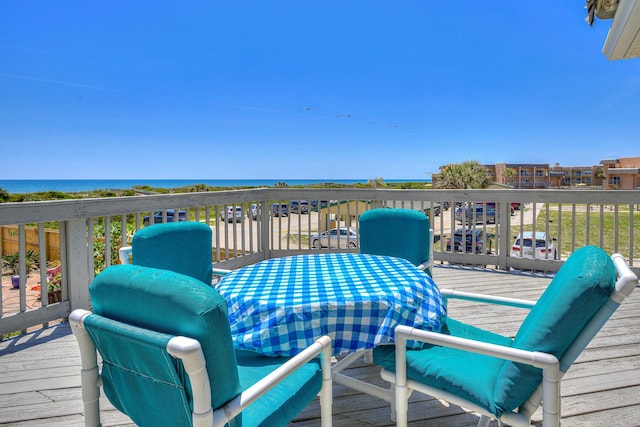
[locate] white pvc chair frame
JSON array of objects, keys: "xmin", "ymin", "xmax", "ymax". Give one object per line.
[
  {"xmin": 416, "ymin": 228, "xmax": 434, "ymax": 276},
  {"xmin": 70, "ymin": 309, "xmax": 333, "ymax": 427},
  {"xmin": 382, "ymin": 252, "xmax": 638, "ymax": 427}
]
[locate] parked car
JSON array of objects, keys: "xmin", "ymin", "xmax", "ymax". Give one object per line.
[
  {"xmin": 446, "ymin": 228, "xmax": 488, "ymax": 254},
  {"xmin": 485, "ymin": 202, "xmax": 515, "ymax": 215},
  {"xmin": 143, "ymin": 209, "xmax": 186, "ymax": 226},
  {"xmin": 220, "ymin": 206, "xmax": 244, "ymax": 223},
  {"xmin": 511, "ymin": 232, "xmax": 557, "ymax": 260},
  {"xmin": 311, "ymin": 227, "xmax": 358, "ymax": 249},
  {"xmin": 290, "ymin": 200, "xmax": 310, "ymax": 214},
  {"xmin": 247, "ymin": 203, "xmax": 259, "ymax": 220},
  {"xmin": 310, "ymin": 200, "xmax": 329, "ymax": 210},
  {"xmin": 454, "ymin": 203, "xmax": 497, "ymax": 224},
  {"xmin": 423, "ymin": 202, "xmax": 442, "ymax": 217},
  {"xmin": 272, "ymin": 203, "xmax": 289, "ymax": 217}
]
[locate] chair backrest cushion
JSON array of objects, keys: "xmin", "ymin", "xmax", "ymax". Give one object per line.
[
  {"xmin": 494, "ymin": 245, "xmax": 616, "ymax": 414},
  {"xmin": 89, "ymin": 264, "xmax": 241, "ymax": 414},
  {"xmin": 359, "ymin": 208, "xmax": 430, "ymax": 266},
  {"xmin": 132, "ymin": 221, "xmax": 213, "ymax": 285}
]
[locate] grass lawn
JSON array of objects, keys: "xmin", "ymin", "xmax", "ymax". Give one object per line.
[{"xmin": 512, "ymin": 204, "xmax": 640, "ymax": 259}]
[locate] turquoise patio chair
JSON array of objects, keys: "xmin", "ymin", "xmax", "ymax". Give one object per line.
[
  {"xmin": 373, "ymin": 246, "xmax": 638, "ymax": 426},
  {"xmin": 70, "ymin": 264, "xmax": 332, "ymax": 427},
  {"xmin": 359, "ymin": 208, "xmax": 434, "ymax": 276},
  {"xmin": 118, "ymin": 221, "xmax": 224, "ymax": 285}
]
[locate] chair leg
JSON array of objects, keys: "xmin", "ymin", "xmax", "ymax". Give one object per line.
[
  {"xmin": 389, "ymin": 384, "xmax": 396, "ymax": 422},
  {"xmin": 395, "ymin": 382, "xmax": 409, "ymax": 427},
  {"xmin": 70, "ymin": 311, "xmax": 102, "ymax": 427},
  {"xmin": 476, "ymin": 415, "xmax": 491, "ymax": 427},
  {"xmin": 320, "ymin": 342, "xmax": 333, "ymax": 427}
]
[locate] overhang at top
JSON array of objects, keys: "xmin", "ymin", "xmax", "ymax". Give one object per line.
[
  {"xmin": 607, "ymin": 167, "xmax": 640, "ymax": 174},
  {"xmin": 602, "ymin": 0, "xmax": 640, "ymax": 60}
]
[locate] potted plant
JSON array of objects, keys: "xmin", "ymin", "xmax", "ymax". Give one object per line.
[
  {"xmin": 46, "ymin": 262, "xmax": 62, "ymax": 304},
  {"xmin": 2, "ymin": 250, "xmax": 35, "ymax": 289}
]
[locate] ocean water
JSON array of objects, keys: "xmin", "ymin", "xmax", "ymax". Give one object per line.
[{"xmin": 0, "ymin": 179, "xmax": 430, "ymax": 194}]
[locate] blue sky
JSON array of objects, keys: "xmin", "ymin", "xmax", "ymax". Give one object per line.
[{"xmin": 1, "ymin": 1, "xmax": 639, "ymax": 180}]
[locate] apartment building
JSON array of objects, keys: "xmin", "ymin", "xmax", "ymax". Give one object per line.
[
  {"xmin": 549, "ymin": 164, "xmax": 604, "ymax": 188},
  {"xmin": 486, "ymin": 163, "xmax": 550, "ymax": 189},
  {"xmin": 600, "ymin": 157, "xmax": 640, "ymax": 190},
  {"xmin": 433, "ymin": 157, "xmax": 639, "ymax": 190}
]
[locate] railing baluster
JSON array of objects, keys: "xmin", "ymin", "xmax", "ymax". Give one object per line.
[
  {"xmin": 629, "ymin": 204, "xmax": 635, "ymax": 267},
  {"xmin": 614, "ymin": 204, "xmax": 620, "ymax": 254}
]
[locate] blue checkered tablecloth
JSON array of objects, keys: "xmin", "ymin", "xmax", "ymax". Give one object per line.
[{"xmin": 215, "ymin": 253, "xmax": 446, "ymax": 356}]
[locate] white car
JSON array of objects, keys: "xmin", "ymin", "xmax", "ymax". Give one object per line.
[
  {"xmin": 511, "ymin": 232, "xmax": 557, "ymax": 260},
  {"xmin": 220, "ymin": 206, "xmax": 244, "ymax": 223},
  {"xmin": 311, "ymin": 227, "xmax": 358, "ymax": 249},
  {"xmin": 247, "ymin": 203, "xmax": 259, "ymax": 220}
]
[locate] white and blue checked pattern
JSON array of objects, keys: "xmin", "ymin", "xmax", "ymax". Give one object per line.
[{"xmin": 215, "ymin": 253, "xmax": 446, "ymax": 356}]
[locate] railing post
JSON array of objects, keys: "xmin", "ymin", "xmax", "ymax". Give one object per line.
[
  {"xmin": 64, "ymin": 219, "xmax": 92, "ymax": 311},
  {"xmin": 260, "ymin": 201, "xmax": 271, "ymax": 259},
  {"xmin": 497, "ymin": 202, "xmax": 512, "ymax": 271}
]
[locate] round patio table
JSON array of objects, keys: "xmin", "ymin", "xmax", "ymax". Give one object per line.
[{"xmin": 215, "ymin": 252, "xmax": 446, "ymax": 357}]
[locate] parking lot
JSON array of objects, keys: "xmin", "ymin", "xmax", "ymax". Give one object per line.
[{"xmin": 211, "ymin": 203, "xmax": 537, "ymax": 255}]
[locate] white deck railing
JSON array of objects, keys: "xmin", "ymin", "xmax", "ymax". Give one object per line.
[{"xmin": 1, "ymin": 188, "xmax": 638, "ymax": 336}]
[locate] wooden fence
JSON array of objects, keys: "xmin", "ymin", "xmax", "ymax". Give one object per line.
[{"xmin": 0, "ymin": 226, "xmax": 60, "ymax": 262}]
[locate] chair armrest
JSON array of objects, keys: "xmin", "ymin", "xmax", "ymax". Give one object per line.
[
  {"xmin": 611, "ymin": 253, "xmax": 639, "ymax": 302},
  {"xmin": 416, "ymin": 229, "xmax": 435, "ymax": 276},
  {"xmin": 118, "ymin": 246, "xmax": 132, "ymax": 264},
  {"xmin": 417, "ymin": 260, "xmax": 434, "ymax": 277},
  {"xmin": 211, "ymin": 267, "xmax": 232, "ymax": 277},
  {"xmin": 166, "ymin": 337, "xmax": 213, "ymax": 426},
  {"xmin": 440, "ymin": 288, "xmax": 536, "ymax": 309},
  {"xmin": 212, "ymin": 335, "xmax": 333, "ymax": 427},
  {"xmin": 211, "ymin": 267, "xmax": 232, "ymax": 285},
  {"xmin": 395, "ymin": 325, "xmax": 557, "ymax": 368}
]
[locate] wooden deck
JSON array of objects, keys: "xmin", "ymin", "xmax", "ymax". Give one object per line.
[{"xmin": 2, "ymin": 265, "xmax": 640, "ymax": 427}]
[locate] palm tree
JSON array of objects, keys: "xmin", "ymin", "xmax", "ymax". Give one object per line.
[
  {"xmin": 502, "ymin": 168, "xmax": 516, "ymax": 187},
  {"xmin": 434, "ymin": 161, "xmax": 490, "ymax": 189}
]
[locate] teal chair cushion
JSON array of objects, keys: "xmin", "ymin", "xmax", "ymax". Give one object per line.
[
  {"xmin": 235, "ymin": 350, "xmax": 323, "ymax": 427},
  {"xmin": 132, "ymin": 221, "xmax": 213, "ymax": 285},
  {"xmin": 359, "ymin": 208, "xmax": 430, "ymax": 267},
  {"xmin": 89, "ymin": 264, "xmax": 241, "ymax": 413},
  {"xmin": 494, "ymin": 245, "xmax": 616, "ymax": 414},
  {"xmin": 373, "ymin": 318, "xmax": 513, "ymax": 413}
]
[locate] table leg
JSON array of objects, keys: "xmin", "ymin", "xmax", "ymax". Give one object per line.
[{"xmin": 331, "ymin": 349, "xmax": 393, "ymax": 405}]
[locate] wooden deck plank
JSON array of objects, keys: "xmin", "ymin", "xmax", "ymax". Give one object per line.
[{"xmin": 1, "ymin": 265, "xmax": 639, "ymax": 426}]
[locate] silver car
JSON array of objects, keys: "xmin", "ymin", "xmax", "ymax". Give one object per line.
[
  {"xmin": 220, "ymin": 206, "xmax": 244, "ymax": 223},
  {"xmin": 454, "ymin": 203, "xmax": 496, "ymax": 224},
  {"xmin": 311, "ymin": 227, "xmax": 358, "ymax": 249}
]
